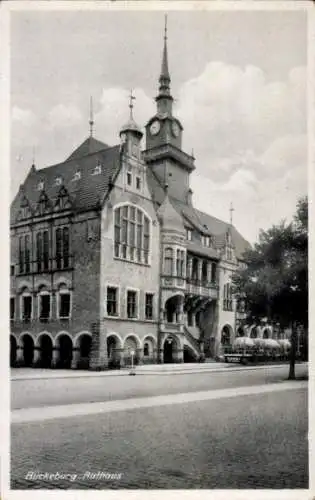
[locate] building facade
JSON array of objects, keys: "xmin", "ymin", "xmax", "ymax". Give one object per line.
[{"xmin": 10, "ymin": 26, "xmax": 251, "ymax": 369}]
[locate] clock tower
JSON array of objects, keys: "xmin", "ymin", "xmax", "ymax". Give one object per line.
[{"xmin": 143, "ymin": 16, "xmax": 195, "ymax": 203}]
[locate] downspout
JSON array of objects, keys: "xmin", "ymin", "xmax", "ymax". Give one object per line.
[{"xmin": 157, "ymin": 216, "xmax": 163, "ymax": 364}]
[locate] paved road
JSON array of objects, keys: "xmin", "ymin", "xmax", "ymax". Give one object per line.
[
  {"xmin": 11, "ymin": 386, "xmax": 308, "ymax": 489},
  {"xmin": 11, "ymin": 364, "xmax": 307, "ymax": 410}
]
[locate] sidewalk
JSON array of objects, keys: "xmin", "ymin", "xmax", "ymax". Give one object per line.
[{"xmin": 11, "ymin": 361, "xmax": 307, "ymax": 381}]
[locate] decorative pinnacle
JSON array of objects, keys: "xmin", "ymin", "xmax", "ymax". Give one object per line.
[
  {"xmin": 89, "ymin": 96, "xmax": 94, "ymax": 137},
  {"xmin": 229, "ymin": 202, "xmax": 235, "ymax": 226},
  {"xmin": 129, "ymin": 90, "xmax": 136, "ymax": 119}
]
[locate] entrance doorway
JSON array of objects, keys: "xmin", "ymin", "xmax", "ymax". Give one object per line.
[
  {"xmin": 57, "ymin": 334, "xmax": 73, "ymax": 369},
  {"xmin": 163, "ymin": 337, "xmax": 175, "ymax": 363}
]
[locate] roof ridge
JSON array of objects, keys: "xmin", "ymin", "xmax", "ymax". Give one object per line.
[{"xmin": 35, "ymin": 144, "xmax": 120, "ymax": 173}]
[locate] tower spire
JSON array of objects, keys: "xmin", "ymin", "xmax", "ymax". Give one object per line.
[
  {"xmin": 89, "ymin": 96, "xmax": 94, "ymax": 137},
  {"xmin": 129, "ymin": 89, "xmax": 136, "ymax": 120},
  {"xmin": 229, "ymin": 202, "xmax": 235, "ymax": 226},
  {"xmin": 157, "ymin": 14, "xmax": 172, "ymax": 100}
]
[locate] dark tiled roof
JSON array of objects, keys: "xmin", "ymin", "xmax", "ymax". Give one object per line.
[
  {"xmin": 66, "ymin": 136, "xmax": 109, "ymax": 161},
  {"xmin": 186, "ymin": 242, "xmax": 219, "ymax": 260},
  {"xmin": 10, "ymin": 138, "xmax": 121, "ymax": 224}
]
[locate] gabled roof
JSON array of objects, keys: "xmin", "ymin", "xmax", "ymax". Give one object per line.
[
  {"xmin": 10, "ymin": 138, "xmax": 121, "ymax": 224},
  {"xmin": 66, "ymin": 136, "xmax": 109, "ymax": 161}
]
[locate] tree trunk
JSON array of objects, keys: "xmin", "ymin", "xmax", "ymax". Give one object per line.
[{"xmin": 288, "ymin": 325, "xmax": 297, "ymax": 380}]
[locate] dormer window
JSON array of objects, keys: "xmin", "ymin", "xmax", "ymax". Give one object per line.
[
  {"xmin": 202, "ymin": 235, "xmax": 211, "ymax": 247},
  {"xmin": 72, "ymin": 171, "xmax": 81, "ymax": 181},
  {"xmin": 55, "ymin": 177, "xmax": 62, "ymax": 186},
  {"xmin": 186, "ymin": 229, "xmax": 192, "ymax": 241},
  {"xmin": 37, "ymin": 181, "xmax": 44, "ymax": 191},
  {"xmin": 92, "ymin": 162, "xmax": 102, "ymax": 175}
]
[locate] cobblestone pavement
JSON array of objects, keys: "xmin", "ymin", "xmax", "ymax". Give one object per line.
[
  {"xmin": 11, "ymin": 363, "xmax": 308, "ymax": 410},
  {"xmin": 11, "ymin": 388, "xmax": 308, "ymax": 489}
]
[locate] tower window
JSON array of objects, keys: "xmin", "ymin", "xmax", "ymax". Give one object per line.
[
  {"xmin": 164, "ymin": 247, "xmax": 173, "ymax": 275},
  {"xmin": 136, "ymin": 176, "xmax": 141, "ymax": 190},
  {"xmin": 127, "ymin": 172, "xmax": 132, "ymax": 186}
]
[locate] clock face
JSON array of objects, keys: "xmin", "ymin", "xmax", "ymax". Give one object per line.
[
  {"xmin": 150, "ymin": 120, "xmax": 160, "ymax": 136},
  {"xmin": 172, "ymin": 122, "xmax": 180, "ymax": 137}
]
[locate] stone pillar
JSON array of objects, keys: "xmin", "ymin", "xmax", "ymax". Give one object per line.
[
  {"xmin": 197, "ymin": 259, "xmax": 202, "ymax": 283},
  {"xmin": 16, "ymin": 346, "xmax": 24, "ymax": 364},
  {"xmin": 187, "ymin": 256, "xmax": 192, "ymax": 280},
  {"xmin": 90, "ymin": 321, "xmax": 108, "ymax": 370},
  {"xmin": 33, "ymin": 347, "xmax": 40, "ymax": 364},
  {"xmin": 153, "ymin": 347, "xmax": 158, "ymax": 364},
  {"xmin": 136, "ymin": 347, "xmax": 143, "ymax": 365},
  {"xmin": 175, "ymin": 348, "xmax": 184, "ymax": 363},
  {"xmin": 71, "ymin": 348, "xmax": 80, "ymax": 369},
  {"xmin": 51, "ymin": 347, "xmax": 59, "ymax": 368},
  {"xmin": 51, "ymin": 292, "xmax": 57, "ymax": 319}
]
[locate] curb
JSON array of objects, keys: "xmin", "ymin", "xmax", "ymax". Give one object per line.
[{"xmin": 11, "ymin": 363, "xmax": 306, "ymax": 382}]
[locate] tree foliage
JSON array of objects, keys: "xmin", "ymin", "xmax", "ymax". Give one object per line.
[{"xmin": 232, "ymin": 196, "xmax": 308, "ymax": 328}]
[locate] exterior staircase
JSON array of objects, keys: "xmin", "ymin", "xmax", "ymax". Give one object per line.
[{"xmin": 183, "ymin": 325, "xmax": 201, "ymax": 360}]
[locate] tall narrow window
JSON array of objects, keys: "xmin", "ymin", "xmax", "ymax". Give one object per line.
[
  {"xmin": 143, "ymin": 217, "xmax": 150, "ymax": 264},
  {"xmin": 39, "ymin": 293, "xmax": 50, "ymax": 322},
  {"xmin": 36, "ymin": 232, "xmax": 43, "ymax": 272},
  {"xmin": 202, "ymin": 260, "xmax": 208, "ymax": 285},
  {"xmin": 24, "ymin": 235, "xmax": 30, "ymax": 273},
  {"xmin": 63, "ymin": 227, "xmax": 69, "ymax": 268},
  {"xmin": 107, "ymin": 287, "xmax": 118, "ymax": 316},
  {"xmin": 164, "ymin": 248, "xmax": 173, "ymax": 276},
  {"xmin": 127, "ymin": 290, "xmax": 137, "ymax": 319},
  {"xmin": 145, "ymin": 293, "xmax": 154, "ymax": 320},
  {"xmin": 56, "ymin": 228, "xmax": 62, "ymax": 269},
  {"xmin": 43, "ymin": 231, "xmax": 49, "ymax": 270},
  {"xmin": 22, "ymin": 295, "xmax": 32, "ymax": 322},
  {"xmin": 59, "ymin": 289, "xmax": 71, "ymax": 319},
  {"xmin": 10, "ymin": 297, "xmax": 15, "ymax": 321},
  {"xmin": 211, "ymin": 263, "xmax": 217, "ymax": 283},
  {"xmin": 19, "ymin": 236, "xmax": 24, "ymax": 274},
  {"xmin": 114, "ymin": 208, "xmax": 121, "ymax": 258}
]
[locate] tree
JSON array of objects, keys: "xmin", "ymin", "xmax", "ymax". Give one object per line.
[{"xmin": 232, "ymin": 196, "xmax": 308, "ymax": 379}]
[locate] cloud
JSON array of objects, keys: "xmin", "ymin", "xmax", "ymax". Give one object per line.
[
  {"xmin": 47, "ymin": 104, "xmax": 82, "ymax": 129},
  {"xmin": 12, "ymin": 106, "xmax": 37, "ymax": 127}
]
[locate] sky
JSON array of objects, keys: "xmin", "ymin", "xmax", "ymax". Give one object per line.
[{"xmin": 10, "ymin": 8, "xmax": 308, "ymax": 244}]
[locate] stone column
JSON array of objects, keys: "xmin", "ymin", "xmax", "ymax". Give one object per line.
[
  {"xmin": 33, "ymin": 347, "xmax": 40, "ymax": 365},
  {"xmin": 187, "ymin": 256, "xmax": 192, "ymax": 280},
  {"xmin": 136, "ymin": 347, "xmax": 143, "ymax": 365},
  {"xmin": 16, "ymin": 346, "xmax": 24, "ymax": 364},
  {"xmin": 71, "ymin": 347, "xmax": 80, "ymax": 369},
  {"xmin": 197, "ymin": 259, "xmax": 203, "ymax": 283},
  {"xmin": 51, "ymin": 347, "xmax": 59, "ymax": 368},
  {"xmin": 89, "ymin": 321, "xmax": 108, "ymax": 370}
]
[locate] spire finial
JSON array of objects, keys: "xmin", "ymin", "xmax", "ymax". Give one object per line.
[
  {"xmin": 229, "ymin": 202, "xmax": 235, "ymax": 226},
  {"xmin": 164, "ymin": 13, "xmax": 168, "ymax": 41},
  {"xmin": 159, "ymin": 14, "xmax": 170, "ymax": 90},
  {"xmin": 129, "ymin": 89, "xmax": 136, "ymax": 119},
  {"xmin": 89, "ymin": 96, "xmax": 94, "ymax": 137}
]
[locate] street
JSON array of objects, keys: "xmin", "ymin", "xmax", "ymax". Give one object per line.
[{"xmin": 11, "ymin": 364, "xmax": 308, "ymax": 489}]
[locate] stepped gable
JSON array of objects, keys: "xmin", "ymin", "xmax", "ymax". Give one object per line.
[{"xmin": 10, "ymin": 137, "xmax": 121, "ymax": 224}]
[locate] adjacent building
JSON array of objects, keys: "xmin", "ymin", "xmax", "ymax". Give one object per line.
[{"xmin": 10, "ymin": 24, "xmax": 251, "ymax": 369}]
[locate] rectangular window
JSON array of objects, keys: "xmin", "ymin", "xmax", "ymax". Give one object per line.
[
  {"xmin": 145, "ymin": 293, "xmax": 154, "ymax": 320},
  {"xmin": 59, "ymin": 293, "xmax": 70, "ymax": 318},
  {"xmin": 127, "ymin": 290, "xmax": 137, "ymax": 319},
  {"xmin": 10, "ymin": 265, "xmax": 15, "ymax": 276},
  {"xmin": 36, "ymin": 232, "xmax": 43, "ymax": 272},
  {"xmin": 136, "ymin": 176, "xmax": 141, "ymax": 190},
  {"xmin": 39, "ymin": 294, "xmax": 50, "ymax": 322},
  {"xmin": 211, "ymin": 263, "xmax": 217, "ymax": 283},
  {"xmin": 107, "ymin": 287, "xmax": 118, "ymax": 316},
  {"xmin": 23, "ymin": 296, "xmax": 32, "ymax": 322},
  {"xmin": 114, "ymin": 208, "xmax": 121, "ymax": 257},
  {"xmin": 127, "ymin": 172, "xmax": 132, "ymax": 186},
  {"xmin": 10, "ymin": 297, "xmax": 15, "ymax": 320},
  {"xmin": 63, "ymin": 227, "xmax": 69, "ymax": 268}
]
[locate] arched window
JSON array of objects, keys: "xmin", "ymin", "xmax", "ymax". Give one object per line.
[
  {"xmin": 38, "ymin": 287, "xmax": 51, "ymax": 322},
  {"xmin": 164, "ymin": 247, "xmax": 173, "ymax": 276},
  {"xmin": 57, "ymin": 284, "xmax": 72, "ymax": 319},
  {"xmin": 20, "ymin": 288, "xmax": 32, "ymax": 322},
  {"xmin": 114, "ymin": 205, "xmax": 150, "ymax": 265}
]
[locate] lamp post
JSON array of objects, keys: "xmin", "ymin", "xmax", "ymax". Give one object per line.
[{"xmin": 129, "ymin": 350, "xmax": 136, "ymax": 376}]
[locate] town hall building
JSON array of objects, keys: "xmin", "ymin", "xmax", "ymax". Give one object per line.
[{"xmin": 10, "ymin": 23, "xmax": 250, "ymax": 369}]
